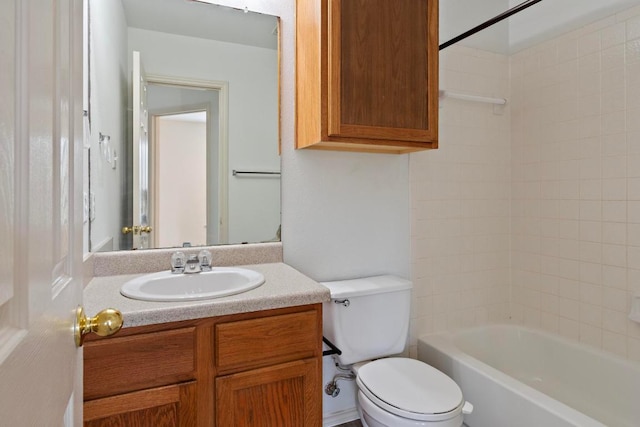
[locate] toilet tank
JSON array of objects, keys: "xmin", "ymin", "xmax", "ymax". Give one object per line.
[{"xmin": 322, "ymin": 275, "xmax": 412, "ymax": 365}]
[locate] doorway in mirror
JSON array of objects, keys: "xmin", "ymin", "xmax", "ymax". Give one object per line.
[{"xmin": 154, "ymin": 111, "xmax": 208, "ymax": 248}]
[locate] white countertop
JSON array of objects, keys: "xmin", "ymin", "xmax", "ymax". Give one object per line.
[{"xmin": 84, "ymin": 262, "xmax": 330, "ymax": 328}]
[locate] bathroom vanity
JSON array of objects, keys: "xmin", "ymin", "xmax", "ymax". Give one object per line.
[{"xmin": 82, "ymin": 258, "xmax": 329, "ymax": 427}]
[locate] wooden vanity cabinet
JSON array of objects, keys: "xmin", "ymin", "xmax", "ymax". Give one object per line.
[
  {"xmin": 296, "ymin": 0, "xmax": 439, "ymax": 154},
  {"xmin": 216, "ymin": 359, "xmax": 319, "ymax": 426},
  {"xmin": 214, "ymin": 310, "xmax": 321, "ymax": 426},
  {"xmin": 83, "ymin": 304, "xmax": 323, "ymax": 427},
  {"xmin": 83, "ymin": 322, "xmax": 202, "ymax": 427}
]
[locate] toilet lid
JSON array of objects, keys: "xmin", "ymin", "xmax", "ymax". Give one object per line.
[{"xmin": 357, "ymin": 358, "xmax": 463, "ymax": 421}]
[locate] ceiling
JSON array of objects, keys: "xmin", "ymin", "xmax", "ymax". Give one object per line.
[
  {"xmin": 121, "ymin": 0, "xmax": 278, "ymax": 50},
  {"xmin": 441, "ymin": 0, "xmax": 640, "ymax": 54}
]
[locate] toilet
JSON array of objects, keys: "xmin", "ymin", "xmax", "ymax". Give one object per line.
[{"xmin": 322, "ymin": 275, "xmax": 472, "ymax": 427}]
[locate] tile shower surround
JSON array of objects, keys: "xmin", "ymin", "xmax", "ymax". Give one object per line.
[{"xmin": 410, "ymin": 5, "xmax": 640, "ymax": 363}]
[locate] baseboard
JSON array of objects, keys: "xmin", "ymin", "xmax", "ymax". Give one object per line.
[{"xmin": 323, "ymin": 408, "xmax": 360, "ymax": 427}]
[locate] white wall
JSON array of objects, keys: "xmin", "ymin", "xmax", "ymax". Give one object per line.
[
  {"xmin": 128, "ymin": 27, "xmax": 280, "ymax": 245},
  {"xmin": 285, "ymin": 151, "xmax": 410, "ymax": 281},
  {"xmin": 88, "ymin": 0, "xmax": 128, "ymax": 251}
]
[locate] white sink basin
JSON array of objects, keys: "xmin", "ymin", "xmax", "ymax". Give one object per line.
[{"xmin": 120, "ymin": 267, "xmax": 265, "ymax": 302}]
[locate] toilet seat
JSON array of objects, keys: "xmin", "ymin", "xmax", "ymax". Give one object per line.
[{"xmin": 356, "ymin": 358, "xmax": 464, "ymax": 422}]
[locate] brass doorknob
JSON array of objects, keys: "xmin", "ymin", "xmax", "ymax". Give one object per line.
[
  {"xmin": 140, "ymin": 226, "xmax": 152, "ymax": 233},
  {"xmin": 122, "ymin": 226, "xmax": 139, "ymax": 235},
  {"xmin": 74, "ymin": 306, "xmax": 123, "ymax": 347}
]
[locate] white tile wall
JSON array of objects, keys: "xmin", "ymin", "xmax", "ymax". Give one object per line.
[
  {"xmin": 410, "ymin": 6, "xmax": 640, "ymax": 362},
  {"xmin": 409, "ymin": 46, "xmax": 511, "ymax": 357},
  {"xmin": 511, "ymin": 6, "xmax": 640, "ymax": 361}
]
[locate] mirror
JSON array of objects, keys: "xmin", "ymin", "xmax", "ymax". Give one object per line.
[{"xmin": 86, "ymin": 0, "xmax": 280, "ymax": 252}]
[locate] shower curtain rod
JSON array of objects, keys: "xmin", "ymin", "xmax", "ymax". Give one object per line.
[{"xmin": 439, "ymin": 0, "xmax": 544, "ymax": 51}]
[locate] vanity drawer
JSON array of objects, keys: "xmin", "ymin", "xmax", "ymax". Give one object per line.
[
  {"xmin": 84, "ymin": 327, "xmax": 197, "ymax": 400},
  {"xmin": 215, "ymin": 310, "xmax": 320, "ymax": 373}
]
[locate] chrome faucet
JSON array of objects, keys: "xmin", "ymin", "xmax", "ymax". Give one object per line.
[
  {"xmin": 185, "ymin": 254, "xmax": 201, "ymax": 274},
  {"xmin": 171, "ymin": 250, "xmax": 213, "ymax": 274}
]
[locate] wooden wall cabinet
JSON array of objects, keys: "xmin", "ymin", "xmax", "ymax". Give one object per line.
[
  {"xmin": 296, "ymin": 0, "xmax": 439, "ymax": 154},
  {"xmin": 83, "ymin": 304, "xmax": 323, "ymax": 427}
]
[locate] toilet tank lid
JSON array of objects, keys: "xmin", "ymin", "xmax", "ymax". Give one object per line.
[{"xmin": 320, "ymin": 275, "xmax": 412, "ymax": 298}]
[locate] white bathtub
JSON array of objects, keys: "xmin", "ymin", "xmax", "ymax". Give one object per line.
[{"xmin": 418, "ymin": 324, "xmax": 640, "ymax": 427}]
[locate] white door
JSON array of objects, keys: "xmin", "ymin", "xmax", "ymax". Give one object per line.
[
  {"xmin": 0, "ymin": 0, "xmax": 85, "ymax": 425},
  {"xmin": 131, "ymin": 50, "xmax": 152, "ymax": 249}
]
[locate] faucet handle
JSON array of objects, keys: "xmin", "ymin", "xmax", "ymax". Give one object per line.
[
  {"xmin": 198, "ymin": 250, "xmax": 213, "ymax": 271},
  {"xmin": 170, "ymin": 251, "xmax": 186, "ymax": 274}
]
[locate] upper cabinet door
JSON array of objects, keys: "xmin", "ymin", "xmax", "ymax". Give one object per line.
[{"xmin": 296, "ymin": 0, "xmax": 438, "ymax": 154}]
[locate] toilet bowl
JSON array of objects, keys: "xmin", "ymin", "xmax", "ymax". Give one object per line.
[
  {"xmin": 321, "ymin": 275, "xmax": 472, "ymax": 427},
  {"xmin": 354, "ymin": 358, "xmax": 471, "ymax": 427}
]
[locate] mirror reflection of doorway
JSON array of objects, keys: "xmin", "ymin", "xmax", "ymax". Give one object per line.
[
  {"xmin": 139, "ymin": 79, "xmax": 227, "ymax": 250},
  {"xmin": 154, "ymin": 111, "xmax": 207, "ymax": 248}
]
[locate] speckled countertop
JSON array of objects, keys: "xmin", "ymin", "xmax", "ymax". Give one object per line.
[{"xmin": 84, "ymin": 262, "xmax": 330, "ymax": 328}]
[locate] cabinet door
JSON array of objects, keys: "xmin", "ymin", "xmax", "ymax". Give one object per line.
[
  {"xmin": 216, "ymin": 359, "xmax": 321, "ymax": 427},
  {"xmin": 327, "ymin": 0, "xmax": 438, "ymax": 144},
  {"xmin": 84, "ymin": 327, "xmax": 196, "ymax": 400},
  {"xmin": 216, "ymin": 309, "xmax": 320, "ymax": 374},
  {"xmin": 84, "ymin": 382, "xmax": 197, "ymax": 427}
]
